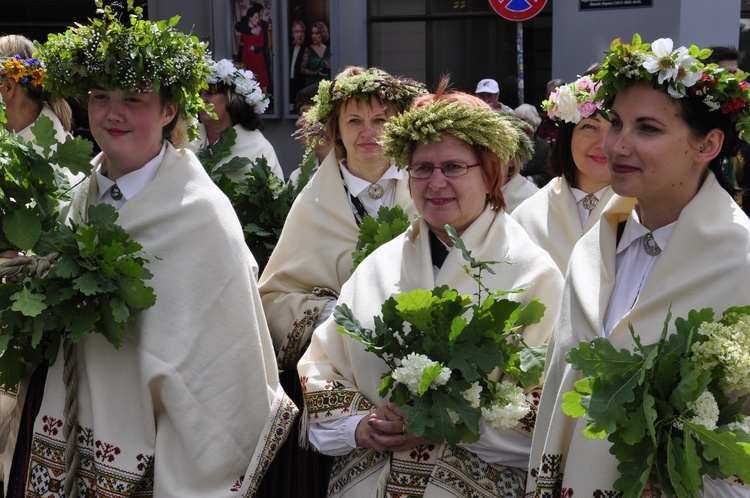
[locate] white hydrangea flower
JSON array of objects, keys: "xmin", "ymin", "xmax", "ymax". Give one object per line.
[
  {"xmin": 728, "ymin": 415, "xmax": 750, "ymax": 435},
  {"xmin": 481, "ymin": 381, "xmax": 529, "ymax": 430},
  {"xmin": 446, "ymin": 409, "xmax": 460, "ymax": 424},
  {"xmin": 692, "ymin": 316, "xmax": 750, "ymax": 394},
  {"xmin": 392, "ymin": 352, "xmax": 451, "ymax": 396},
  {"xmin": 686, "ymin": 391, "xmax": 720, "ymax": 430},
  {"xmin": 462, "ymin": 382, "xmax": 482, "ymax": 409}
]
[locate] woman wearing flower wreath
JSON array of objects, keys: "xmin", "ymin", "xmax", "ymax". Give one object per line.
[
  {"xmin": 0, "ymin": 34, "xmax": 83, "ymax": 185},
  {"xmin": 527, "ymin": 35, "xmax": 750, "ymax": 497},
  {"xmin": 4, "ymin": 2, "xmax": 296, "ymax": 496},
  {"xmin": 196, "ymin": 58, "xmax": 284, "ymax": 181},
  {"xmin": 296, "ymin": 80, "xmax": 564, "ymax": 497},
  {"xmin": 510, "ymin": 71, "xmax": 613, "ymax": 275}
]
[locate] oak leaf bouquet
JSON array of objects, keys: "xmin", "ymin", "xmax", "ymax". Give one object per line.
[
  {"xmin": 335, "ymin": 226, "xmax": 548, "ymax": 445},
  {"xmin": 0, "ymin": 106, "xmax": 156, "ymax": 391},
  {"xmin": 563, "ymin": 306, "xmax": 750, "ymax": 497}
]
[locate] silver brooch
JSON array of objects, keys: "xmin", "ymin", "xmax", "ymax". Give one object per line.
[
  {"xmin": 582, "ymin": 193, "xmax": 598, "ymax": 211},
  {"xmin": 642, "ymin": 232, "xmax": 661, "ymax": 256},
  {"xmin": 110, "ymin": 184, "xmax": 123, "ymax": 201},
  {"xmin": 367, "ymin": 183, "xmax": 384, "ymax": 200}
]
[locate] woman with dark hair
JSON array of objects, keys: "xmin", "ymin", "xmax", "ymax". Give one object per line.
[
  {"xmin": 511, "ymin": 73, "xmax": 613, "ymax": 274},
  {"xmin": 235, "ymin": 2, "xmax": 271, "ymax": 92},
  {"xmin": 297, "ymin": 79, "xmax": 563, "ymax": 496},
  {"xmin": 197, "ymin": 58, "xmax": 283, "ymax": 180},
  {"xmin": 300, "ymin": 21, "xmax": 331, "ymax": 87},
  {"xmin": 527, "ymin": 35, "xmax": 750, "ymax": 497}
]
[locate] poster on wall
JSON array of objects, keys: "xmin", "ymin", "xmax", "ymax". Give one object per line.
[
  {"xmin": 231, "ymin": 0, "xmax": 278, "ymax": 115},
  {"xmin": 283, "ymin": 0, "xmax": 332, "ymax": 117}
]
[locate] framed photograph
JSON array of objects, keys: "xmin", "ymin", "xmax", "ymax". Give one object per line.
[
  {"xmin": 231, "ymin": 0, "xmax": 280, "ymax": 117},
  {"xmin": 282, "ymin": 0, "xmax": 332, "ymax": 118}
]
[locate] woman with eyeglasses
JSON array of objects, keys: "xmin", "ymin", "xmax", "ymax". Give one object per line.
[{"xmin": 296, "ymin": 80, "xmax": 563, "ymax": 497}]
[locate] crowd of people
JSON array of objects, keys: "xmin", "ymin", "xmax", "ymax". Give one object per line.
[{"xmin": 0, "ymin": 1, "xmax": 749, "ymax": 496}]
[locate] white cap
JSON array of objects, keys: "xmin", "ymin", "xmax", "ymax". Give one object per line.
[{"xmin": 475, "ymin": 78, "xmax": 499, "ymax": 94}]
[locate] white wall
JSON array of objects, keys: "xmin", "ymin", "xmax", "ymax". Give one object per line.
[{"xmin": 552, "ymin": 1, "xmax": 741, "ymax": 82}]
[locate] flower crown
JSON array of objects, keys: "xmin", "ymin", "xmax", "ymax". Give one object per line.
[
  {"xmin": 594, "ymin": 34, "xmax": 750, "ymax": 136},
  {"xmin": 37, "ymin": 0, "xmax": 212, "ymax": 140},
  {"xmin": 381, "ymin": 100, "xmax": 524, "ymax": 169},
  {"xmin": 300, "ymin": 68, "xmax": 427, "ymax": 152},
  {"xmin": 2, "ymin": 55, "xmax": 46, "ymax": 91},
  {"xmin": 207, "ymin": 59, "xmax": 269, "ymax": 114},
  {"xmin": 500, "ymin": 112, "xmax": 534, "ymax": 162},
  {"xmin": 542, "ymin": 75, "xmax": 604, "ymax": 124}
]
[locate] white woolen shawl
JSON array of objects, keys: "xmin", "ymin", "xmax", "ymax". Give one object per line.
[
  {"xmin": 258, "ymin": 150, "xmax": 416, "ymax": 366},
  {"xmin": 511, "ymin": 176, "xmax": 614, "ymax": 275},
  {"xmin": 502, "ymin": 172, "xmax": 539, "ymax": 214},
  {"xmin": 527, "ymin": 172, "xmax": 750, "ymax": 496},
  {"xmin": 25, "ymin": 145, "xmax": 295, "ymax": 497},
  {"xmin": 299, "ymin": 206, "xmax": 564, "ymax": 497}
]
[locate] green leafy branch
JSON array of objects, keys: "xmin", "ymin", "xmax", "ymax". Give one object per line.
[
  {"xmin": 335, "ymin": 225, "xmax": 547, "ymax": 445},
  {"xmin": 196, "ymin": 126, "xmax": 314, "ymax": 273},
  {"xmin": 562, "ymin": 306, "xmax": 750, "ymax": 497},
  {"xmin": 0, "ymin": 112, "xmax": 155, "ymax": 391},
  {"xmin": 0, "ymin": 116, "xmax": 92, "ymax": 252},
  {"xmin": 351, "ymin": 205, "xmax": 411, "ymax": 273}
]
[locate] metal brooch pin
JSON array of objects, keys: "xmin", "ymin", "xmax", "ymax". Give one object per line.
[
  {"xmin": 110, "ymin": 184, "xmax": 123, "ymax": 201},
  {"xmin": 642, "ymin": 232, "xmax": 661, "ymax": 256},
  {"xmin": 367, "ymin": 183, "xmax": 384, "ymax": 200},
  {"xmin": 582, "ymin": 193, "xmax": 598, "ymax": 211}
]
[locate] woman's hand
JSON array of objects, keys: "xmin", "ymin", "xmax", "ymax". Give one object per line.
[{"xmin": 355, "ymin": 402, "xmax": 431, "ymax": 452}]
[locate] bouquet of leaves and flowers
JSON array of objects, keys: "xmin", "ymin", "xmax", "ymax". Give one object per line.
[
  {"xmin": 197, "ymin": 126, "xmax": 314, "ymax": 272},
  {"xmin": 0, "ymin": 105, "xmax": 157, "ymax": 390},
  {"xmin": 562, "ymin": 306, "xmax": 750, "ymax": 497},
  {"xmin": 335, "ymin": 226, "xmax": 548, "ymax": 444}
]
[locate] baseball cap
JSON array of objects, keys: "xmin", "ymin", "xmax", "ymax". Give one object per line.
[{"xmin": 475, "ymin": 78, "xmax": 499, "ymax": 94}]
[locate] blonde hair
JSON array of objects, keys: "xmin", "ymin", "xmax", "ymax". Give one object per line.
[{"xmin": 0, "ymin": 34, "xmax": 73, "ymax": 132}]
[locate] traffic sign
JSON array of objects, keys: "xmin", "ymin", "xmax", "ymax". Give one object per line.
[{"xmin": 489, "ymin": 0, "xmax": 548, "ymax": 21}]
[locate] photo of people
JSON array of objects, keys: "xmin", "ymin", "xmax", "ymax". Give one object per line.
[
  {"xmin": 286, "ymin": 0, "xmax": 330, "ymax": 115},
  {"xmin": 232, "ymin": 0, "xmax": 274, "ymax": 113}
]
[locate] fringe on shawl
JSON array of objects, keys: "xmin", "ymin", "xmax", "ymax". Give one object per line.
[
  {"xmin": 298, "ymin": 404, "xmax": 311, "ymax": 449},
  {"xmin": 373, "ymin": 457, "xmax": 390, "ymax": 498}
]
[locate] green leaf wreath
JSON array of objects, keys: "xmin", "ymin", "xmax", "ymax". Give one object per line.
[
  {"xmin": 562, "ymin": 306, "xmax": 750, "ymax": 497},
  {"xmin": 0, "ymin": 107, "xmax": 156, "ymax": 391},
  {"xmin": 197, "ymin": 126, "xmax": 314, "ymax": 273},
  {"xmin": 335, "ymin": 225, "xmax": 547, "ymax": 445}
]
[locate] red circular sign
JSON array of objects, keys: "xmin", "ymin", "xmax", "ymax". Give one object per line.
[{"xmin": 489, "ymin": 0, "xmax": 547, "ymax": 21}]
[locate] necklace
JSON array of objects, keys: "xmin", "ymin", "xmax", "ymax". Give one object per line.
[
  {"xmin": 367, "ymin": 183, "xmax": 384, "ymax": 200},
  {"xmin": 642, "ymin": 232, "xmax": 661, "ymax": 256},
  {"xmin": 582, "ymin": 193, "xmax": 598, "ymax": 211}
]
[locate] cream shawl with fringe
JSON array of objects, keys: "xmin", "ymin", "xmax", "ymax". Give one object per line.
[
  {"xmin": 18, "ymin": 145, "xmax": 295, "ymax": 497},
  {"xmin": 511, "ymin": 176, "xmax": 614, "ymax": 275}
]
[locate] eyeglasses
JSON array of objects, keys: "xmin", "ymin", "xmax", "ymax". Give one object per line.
[{"xmin": 406, "ymin": 162, "xmax": 481, "ymax": 179}]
